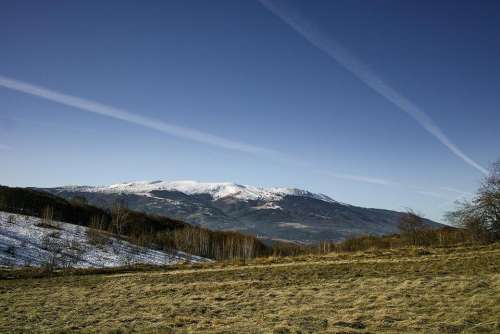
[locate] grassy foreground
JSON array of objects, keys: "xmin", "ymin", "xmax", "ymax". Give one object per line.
[{"xmin": 1, "ymin": 244, "xmax": 499, "ymax": 333}]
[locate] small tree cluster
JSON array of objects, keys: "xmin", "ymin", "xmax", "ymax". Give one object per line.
[
  {"xmin": 41, "ymin": 206, "xmax": 59, "ymax": 229},
  {"xmin": 85, "ymin": 214, "xmax": 110, "ymax": 247},
  {"xmin": 398, "ymin": 210, "xmax": 430, "ymax": 246},
  {"xmin": 111, "ymin": 200, "xmax": 130, "ymax": 235},
  {"xmin": 156, "ymin": 226, "xmax": 266, "ymax": 261}
]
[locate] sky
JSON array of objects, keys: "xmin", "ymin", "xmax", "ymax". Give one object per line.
[{"xmin": 1, "ymin": 0, "xmax": 499, "ymax": 222}]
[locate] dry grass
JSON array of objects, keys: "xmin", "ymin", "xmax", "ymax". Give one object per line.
[{"xmin": 1, "ymin": 244, "xmax": 499, "ymax": 333}]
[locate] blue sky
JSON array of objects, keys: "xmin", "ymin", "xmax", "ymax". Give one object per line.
[{"xmin": 1, "ymin": 0, "xmax": 499, "ymax": 222}]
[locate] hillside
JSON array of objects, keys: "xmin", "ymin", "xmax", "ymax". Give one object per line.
[
  {"xmin": 0, "ymin": 185, "xmax": 270, "ymax": 261},
  {"xmin": 1, "ymin": 243, "xmax": 499, "ymax": 333},
  {"xmin": 42, "ymin": 180, "xmax": 443, "ymax": 244},
  {"xmin": 0, "ymin": 212, "xmax": 207, "ymax": 268}
]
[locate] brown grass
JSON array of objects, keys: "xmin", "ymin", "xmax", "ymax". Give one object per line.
[{"xmin": 1, "ymin": 244, "xmax": 499, "ymax": 333}]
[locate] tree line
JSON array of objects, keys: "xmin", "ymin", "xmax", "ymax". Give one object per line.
[{"xmin": 0, "ymin": 186, "xmax": 268, "ymax": 261}]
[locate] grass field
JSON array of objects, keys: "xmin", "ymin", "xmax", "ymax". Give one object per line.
[{"xmin": 1, "ymin": 244, "xmax": 499, "ymax": 334}]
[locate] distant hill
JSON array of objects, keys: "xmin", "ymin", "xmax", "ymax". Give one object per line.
[
  {"xmin": 0, "ymin": 185, "xmax": 269, "ymax": 261},
  {"xmin": 0, "ymin": 185, "xmax": 187, "ymax": 234},
  {"xmin": 41, "ymin": 180, "xmax": 443, "ymax": 244}
]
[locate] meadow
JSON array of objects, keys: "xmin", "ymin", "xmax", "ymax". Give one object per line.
[{"xmin": 1, "ymin": 243, "xmax": 499, "ymax": 334}]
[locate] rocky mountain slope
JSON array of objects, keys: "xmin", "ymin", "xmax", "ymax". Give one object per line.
[{"xmin": 42, "ymin": 181, "xmax": 441, "ymax": 244}]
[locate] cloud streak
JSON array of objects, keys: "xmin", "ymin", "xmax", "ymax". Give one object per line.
[
  {"xmin": 1, "ymin": 75, "xmax": 460, "ymax": 199},
  {"xmin": 0, "ymin": 75, "xmax": 396, "ymax": 186},
  {"xmin": 0, "ymin": 75, "xmax": 275, "ymax": 155},
  {"xmin": 315, "ymin": 169, "xmax": 396, "ymax": 186},
  {"xmin": 259, "ymin": 0, "xmax": 488, "ymax": 175}
]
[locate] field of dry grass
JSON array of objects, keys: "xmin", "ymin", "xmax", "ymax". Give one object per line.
[{"xmin": 1, "ymin": 244, "xmax": 499, "ymax": 333}]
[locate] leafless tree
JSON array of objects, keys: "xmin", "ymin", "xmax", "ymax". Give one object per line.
[
  {"xmin": 399, "ymin": 209, "xmax": 429, "ymax": 246},
  {"xmin": 86, "ymin": 214, "xmax": 110, "ymax": 247},
  {"xmin": 111, "ymin": 200, "xmax": 130, "ymax": 235},
  {"xmin": 446, "ymin": 159, "xmax": 500, "ymax": 242},
  {"xmin": 41, "ymin": 206, "xmax": 58, "ymax": 229},
  {"xmin": 90, "ymin": 214, "xmax": 105, "ymax": 230}
]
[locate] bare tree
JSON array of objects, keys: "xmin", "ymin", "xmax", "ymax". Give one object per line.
[
  {"xmin": 90, "ymin": 214, "xmax": 106, "ymax": 230},
  {"xmin": 477, "ymin": 160, "xmax": 500, "ymax": 238},
  {"xmin": 86, "ymin": 214, "xmax": 110, "ymax": 247},
  {"xmin": 446, "ymin": 159, "xmax": 500, "ymax": 243},
  {"xmin": 398, "ymin": 209, "xmax": 428, "ymax": 246},
  {"xmin": 41, "ymin": 206, "xmax": 58, "ymax": 229},
  {"xmin": 111, "ymin": 200, "xmax": 130, "ymax": 235}
]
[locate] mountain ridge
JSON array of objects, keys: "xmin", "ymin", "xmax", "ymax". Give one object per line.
[
  {"xmin": 57, "ymin": 180, "xmax": 338, "ymax": 204},
  {"xmin": 41, "ymin": 180, "xmax": 442, "ymax": 244}
]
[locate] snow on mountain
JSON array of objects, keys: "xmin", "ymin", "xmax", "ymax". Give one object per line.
[
  {"xmin": 43, "ymin": 182, "xmax": 443, "ymax": 244},
  {"xmin": 60, "ymin": 180, "xmax": 337, "ymax": 203},
  {"xmin": 0, "ymin": 211, "xmax": 208, "ymax": 268}
]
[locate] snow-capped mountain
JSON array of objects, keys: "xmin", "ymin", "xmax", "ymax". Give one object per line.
[
  {"xmin": 60, "ymin": 180, "xmax": 337, "ymax": 203},
  {"xmin": 41, "ymin": 181, "xmax": 441, "ymax": 244}
]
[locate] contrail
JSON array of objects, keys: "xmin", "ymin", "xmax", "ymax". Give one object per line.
[
  {"xmin": 0, "ymin": 75, "xmax": 394, "ymax": 186},
  {"xmin": 259, "ymin": 0, "xmax": 488, "ymax": 175},
  {"xmin": 315, "ymin": 169, "xmax": 396, "ymax": 186},
  {"xmin": 0, "ymin": 75, "xmax": 275, "ymax": 155}
]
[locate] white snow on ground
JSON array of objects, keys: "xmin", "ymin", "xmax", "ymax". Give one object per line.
[
  {"xmin": 0, "ymin": 211, "xmax": 209, "ymax": 268},
  {"xmin": 60, "ymin": 180, "xmax": 337, "ymax": 203},
  {"xmin": 252, "ymin": 202, "xmax": 283, "ymax": 210},
  {"xmin": 278, "ymin": 222, "xmax": 311, "ymax": 229}
]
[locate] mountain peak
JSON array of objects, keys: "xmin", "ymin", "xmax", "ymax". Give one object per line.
[
  {"xmin": 62, "ymin": 180, "xmax": 337, "ymax": 203},
  {"xmin": 45, "ymin": 181, "xmax": 441, "ymax": 243}
]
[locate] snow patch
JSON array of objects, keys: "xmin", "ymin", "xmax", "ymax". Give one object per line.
[
  {"xmin": 252, "ymin": 202, "xmax": 282, "ymax": 210},
  {"xmin": 278, "ymin": 222, "xmax": 310, "ymax": 229},
  {"xmin": 59, "ymin": 180, "xmax": 337, "ymax": 203},
  {"xmin": 0, "ymin": 212, "xmax": 209, "ymax": 268}
]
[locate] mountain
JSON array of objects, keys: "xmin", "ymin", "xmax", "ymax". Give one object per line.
[{"xmin": 41, "ymin": 180, "xmax": 442, "ymax": 244}]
